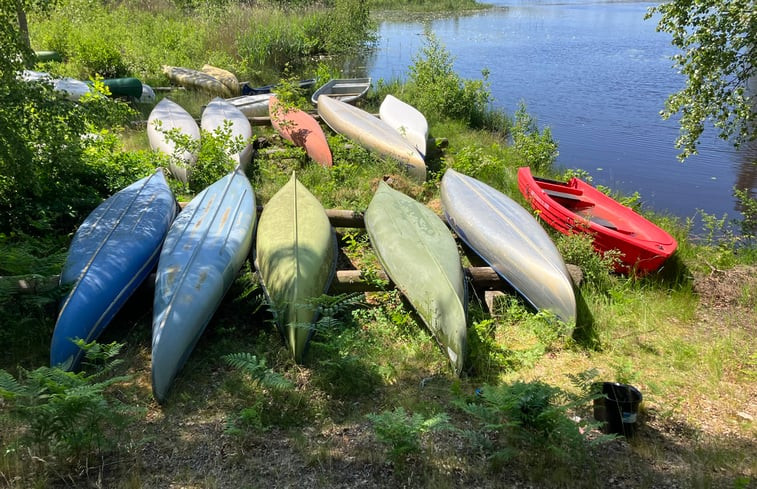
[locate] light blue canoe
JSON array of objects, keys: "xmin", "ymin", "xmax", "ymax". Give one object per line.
[
  {"xmin": 151, "ymin": 167, "xmax": 255, "ymax": 403},
  {"xmin": 51, "ymin": 169, "xmax": 177, "ymax": 370},
  {"xmin": 365, "ymin": 181, "xmax": 467, "ymax": 375},
  {"xmin": 440, "ymin": 169, "xmax": 576, "ymax": 326}
]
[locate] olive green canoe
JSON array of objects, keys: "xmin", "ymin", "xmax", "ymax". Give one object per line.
[
  {"xmin": 364, "ymin": 181, "xmax": 467, "ymax": 375},
  {"xmin": 255, "ymin": 173, "xmax": 337, "ymax": 362}
]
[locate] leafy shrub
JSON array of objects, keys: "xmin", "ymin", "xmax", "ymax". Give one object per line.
[
  {"xmin": 511, "ymin": 102, "xmax": 559, "ymax": 172},
  {"xmin": 408, "ymin": 31, "xmax": 492, "ymax": 127},
  {"xmin": 556, "ymin": 232, "xmax": 619, "ymax": 292}
]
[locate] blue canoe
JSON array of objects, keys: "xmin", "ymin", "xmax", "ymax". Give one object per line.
[
  {"xmin": 151, "ymin": 167, "xmax": 256, "ymax": 403},
  {"xmin": 51, "ymin": 169, "xmax": 177, "ymax": 370}
]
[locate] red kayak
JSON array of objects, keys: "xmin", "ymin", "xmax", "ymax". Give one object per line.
[
  {"xmin": 269, "ymin": 96, "xmax": 332, "ymax": 167},
  {"xmin": 517, "ymin": 167, "xmax": 677, "ymax": 274}
]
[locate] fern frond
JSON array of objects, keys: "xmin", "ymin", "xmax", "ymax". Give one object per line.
[
  {"xmin": 0, "ymin": 370, "xmax": 24, "ymax": 397},
  {"xmin": 223, "ymin": 352, "xmax": 292, "ymax": 390}
]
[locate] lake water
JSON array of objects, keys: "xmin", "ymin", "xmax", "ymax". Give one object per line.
[{"xmin": 355, "ymin": 0, "xmax": 756, "ymax": 228}]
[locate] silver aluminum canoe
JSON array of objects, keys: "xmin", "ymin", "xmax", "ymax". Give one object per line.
[
  {"xmin": 317, "ymin": 95, "xmax": 426, "ymax": 183},
  {"xmin": 151, "ymin": 168, "xmax": 255, "ymax": 403},
  {"xmin": 147, "ymin": 97, "xmax": 201, "ymax": 183},
  {"xmin": 226, "ymin": 93, "xmax": 274, "ymax": 118},
  {"xmin": 365, "ymin": 181, "xmax": 467, "ymax": 375},
  {"xmin": 441, "ymin": 168, "xmax": 576, "ymax": 326},
  {"xmin": 379, "ymin": 94, "xmax": 428, "ymax": 158},
  {"xmin": 201, "ymin": 97, "xmax": 253, "ymax": 169}
]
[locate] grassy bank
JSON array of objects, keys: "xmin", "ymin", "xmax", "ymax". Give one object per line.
[{"xmin": 2, "ymin": 11, "xmax": 756, "ymax": 489}]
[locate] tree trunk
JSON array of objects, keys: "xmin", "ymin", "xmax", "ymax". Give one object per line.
[{"xmin": 17, "ymin": 7, "xmax": 30, "ymax": 48}]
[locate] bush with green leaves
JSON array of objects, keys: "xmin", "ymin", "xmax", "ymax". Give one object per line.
[
  {"xmin": 407, "ymin": 31, "xmax": 493, "ymax": 128},
  {"xmin": 366, "ymin": 407, "xmax": 449, "ymax": 463},
  {"xmin": 511, "ymin": 102, "xmax": 559, "ymax": 173},
  {"xmin": 556, "ymin": 232, "xmax": 619, "ymax": 292},
  {"xmin": 0, "ymin": 341, "xmax": 142, "ymax": 464}
]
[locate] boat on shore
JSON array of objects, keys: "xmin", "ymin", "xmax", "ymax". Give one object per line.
[
  {"xmin": 51, "ymin": 170, "xmax": 176, "ymax": 370},
  {"xmin": 146, "ymin": 98, "xmax": 201, "ymax": 183},
  {"xmin": 241, "ymin": 78, "xmax": 315, "ymax": 95},
  {"xmin": 269, "ymin": 95, "xmax": 332, "ymax": 167},
  {"xmin": 201, "ymin": 97, "xmax": 253, "ymax": 169},
  {"xmin": 311, "ymin": 78, "xmax": 371, "ymax": 105},
  {"xmin": 517, "ymin": 166, "xmax": 678, "ymax": 274},
  {"xmin": 151, "ymin": 167, "xmax": 255, "ymax": 403},
  {"xmin": 365, "ymin": 181, "xmax": 467, "ymax": 375},
  {"xmin": 441, "ymin": 168, "xmax": 576, "ymax": 326},
  {"xmin": 161, "ymin": 65, "xmax": 232, "ymax": 97},
  {"xmin": 379, "ymin": 94, "xmax": 428, "ymax": 158},
  {"xmin": 316, "ymin": 95, "xmax": 426, "ymax": 182},
  {"xmin": 201, "ymin": 64, "xmax": 240, "ymax": 96},
  {"xmin": 254, "ymin": 173, "xmax": 337, "ymax": 362}
]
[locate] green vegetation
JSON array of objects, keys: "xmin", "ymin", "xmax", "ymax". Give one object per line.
[
  {"xmin": 1, "ymin": 1, "xmax": 755, "ymax": 487},
  {"xmin": 646, "ymin": 0, "xmax": 756, "ymax": 160}
]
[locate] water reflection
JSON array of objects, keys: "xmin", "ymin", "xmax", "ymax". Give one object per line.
[{"xmin": 359, "ymin": 0, "xmax": 756, "ymax": 224}]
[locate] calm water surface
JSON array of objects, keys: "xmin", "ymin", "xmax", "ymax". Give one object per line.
[{"xmin": 358, "ymin": 0, "xmax": 756, "ymax": 225}]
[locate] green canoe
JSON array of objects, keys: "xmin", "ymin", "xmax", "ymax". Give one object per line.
[
  {"xmin": 101, "ymin": 77, "xmax": 143, "ymax": 98},
  {"xmin": 255, "ymin": 173, "xmax": 337, "ymax": 362},
  {"xmin": 364, "ymin": 181, "xmax": 467, "ymax": 375},
  {"xmin": 34, "ymin": 50, "xmax": 62, "ymax": 62}
]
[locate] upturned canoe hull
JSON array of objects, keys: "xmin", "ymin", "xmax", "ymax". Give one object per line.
[
  {"xmin": 517, "ymin": 167, "xmax": 677, "ymax": 274},
  {"xmin": 161, "ymin": 65, "xmax": 232, "ymax": 98},
  {"xmin": 269, "ymin": 96, "xmax": 332, "ymax": 168},
  {"xmin": 201, "ymin": 64, "xmax": 240, "ymax": 96},
  {"xmin": 201, "ymin": 97, "xmax": 253, "ymax": 169},
  {"xmin": 365, "ymin": 181, "xmax": 467, "ymax": 375},
  {"xmin": 51, "ymin": 170, "xmax": 176, "ymax": 370},
  {"xmin": 379, "ymin": 94, "xmax": 428, "ymax": 158},
  {"xmin": 441, "ymin": 169, "xmax": 576, "ymax": 326},
  {"xmin": 151, "ymin": 168, "xmax": 255, "ymax": 403},
  {"xmin": 317, "ymin": 95, "xmax": 426, "ymax": 182},
  {"xmin": 226, "ymin": 93, "xmax": 274, "ymax": 118},
  {"xmin": 254, "ymin": 173, "xmax": 337, "ymax": 362},
  {"xmin": 147, "ymin": 98, "xmax": 201, "ymax": 184}
]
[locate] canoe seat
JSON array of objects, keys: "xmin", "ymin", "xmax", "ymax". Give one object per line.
[
  {"xmin": 587, "ymin": 215, "xmax": 617, "ymax": 230},
  {"xmin": 543, "ymin": 188, "xmax": 581, "ymax": 202}
]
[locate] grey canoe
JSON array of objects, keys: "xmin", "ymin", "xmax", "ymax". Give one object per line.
[
  {"xmin": 365, "ymin": 181, "xmax": 467, "ymax": 375},
  {"xmin": 317, "ymin": 94, "xmax": 426, "ymax": 183},
  {"xmin": 151, "ymin": 167, "xmax": 256, "ymax": 403},
  {"xmin": 440, "ymin": 168, "xmax": 576, "ymax": 326},
  {"xmin": 311, "ymin": 77, "xmax": 371, "ymax": 105},
  {"xmin": 201, "ymin": 97, "xmax": 253, "ymax": 169},
  {"xmin": 255, "ymin": 173, "xmax": 337, "ymax": 362},
  {"xmin": 147, "ymin": 97, "xmax": 201, "ymax": 183},
  {"xmin": 226, "ymin": 93, "xmax": 274, "ymax": 118}
]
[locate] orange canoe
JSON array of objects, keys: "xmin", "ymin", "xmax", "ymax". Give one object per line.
[{"xmin": 269, "ymin": 96, "xmax": 333, "ymax": 168}]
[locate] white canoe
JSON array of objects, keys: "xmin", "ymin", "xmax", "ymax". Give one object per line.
[
  {"xmin": 147, "ymin": 98, "xmax": 201, "ymax": 183},
  {"xmin": 226, "ymin": 93, "xmax": 274, "ymax": 118},
  {"xmin": 317, "ymin": 95, "xmax": 426, "ymax": 183},
  {"xmin": 440, "ymin": 168, "xmax": 576, "ymax": 326},
  {"xmin": 201, "ymin": 97, "xmax": 253, "ymax": 169},
  {"xmin": 379, "ymin": 94, "xmax": 428, "ymax": 158},
  {"xmin": 161, "ymin": 65, "xmax": 232, "ymax": 98},
  {"xmin": 311, "ymin": 77, "xmax": 371, "ymax": 105},
  {"xmin": 151, "ymin": 168, "xmax": 255, "ymax": 403},
  {"xmin": 53, "ymin": 77, "xmax": 93, "ymax": 101}
]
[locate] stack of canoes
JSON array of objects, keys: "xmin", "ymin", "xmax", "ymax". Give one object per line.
[
  {"xmin": 317, "ymin": 95, "xmax": 426, "ymax": 182},
  {"xmin": 161, "ymin": 65, "xmax": 232, "ymax": 98}
]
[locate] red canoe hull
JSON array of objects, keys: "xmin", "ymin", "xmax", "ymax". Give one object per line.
[
  {"xmin": 269, "ymin": 96, "xmax": 332, "ymax": 168},
  {"xmin": 517, "ymin": 167, "xmax": 677, "ymax": 274}
]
